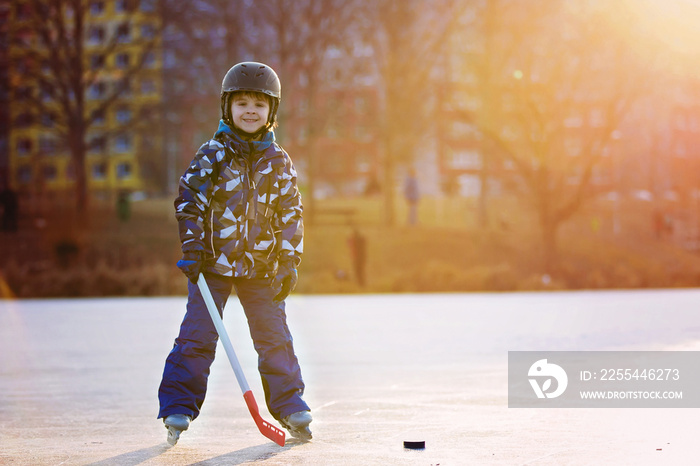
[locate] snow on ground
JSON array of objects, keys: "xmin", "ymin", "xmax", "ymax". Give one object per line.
[{"xmin": 1, "ymin": 289, "xmax": 700, "ymax": 465}]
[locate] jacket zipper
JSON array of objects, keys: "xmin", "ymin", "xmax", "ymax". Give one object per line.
[{"xmin": 223, "ymin": 140, "xmax": 285, "ymax": 268}]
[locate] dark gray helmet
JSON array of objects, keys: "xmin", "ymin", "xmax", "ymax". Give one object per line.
[{"xmin": 220, "ymin": 62, "xmax": 281, "ymax": 129}]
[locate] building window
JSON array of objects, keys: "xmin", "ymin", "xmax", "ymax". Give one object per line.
[
  {"xmin": 39, "ymin": 85, "xmax": 54, "ymax": 102},
  {"xmin": 90, "ymin": 135, "xmax": 107, "ymax": 153},
  {"xmin": 114, "ymin": 134, "xmax": 131, "ymax": 152},
  {"xmin": 116, "ymin": 78, "xmax": 132, "ymax": 96},
  {"xmin": 40, "ymin": 87, "xmax": 52, "ymax": 102},
  {"xmin": 298, "ymin": 127, "xmax": 308, "ymax": 143},
  {"xmin": 115, "ymin": 53, "xmax": 130, "ymax": 68},
  {"xmin": 116, "ymin": 162, "xmax": 132, "ymax": 179},
  {"xmin": 90, "ymin": 54, "xmax": 105, "ymax": 70},
  {"xmin": 39, "ymin": 82, "xmax": 52, "ymax": 101},
  {"xmin": 298, "ymin": 72, "xmax": 308, "ymax": 87},
  {"xmin": 564, "ymin": 114, "xmax": 583, "ymax": 128},
  {"xmin": 590, "ymin": 108, "xmax": 605, "ymax": 128},
  {"xmin": 90, "ymin": 1, "xmax": 105, "ymax": 16},
  {"xmin": 91, "ymin": 108, "xmax": 105, "ymax": 125},
  {"xmin": 116, "ymin": 24, "xmax": 131, "ymax": 43},
  {"xmin": 326, "ymin": 123, "xmax": 338, "ymax": 138},
  {"xmin": 355, "ymin": 96, "xmax": 367, "ymax": 113},
  {"xmin": 451, "ymin": 150, "xmax": 482, "ymax": 170},
  {"xmin": 88, "ymin": 25, "xmax": 105, "ymax": 44},
  {"xmin": 92, "ymin": 163, "xmax": 108, "ymax": 180},
  {"xmin": 116, "ymin": 107, "xmax": 131, "ymax": 123},
  {"xmin": 500, "ymin": 125, "xmax": 518, "ymax": 141},
  {"xmin": 140, "ymin": 79, "xmax": 156, "ymax": 94},
  {"xmin": 15, "ymin": 27, "xmax": 33, "ymax": 47},
  {"xmin": 163, "ymin": 49, "xmax": 176, "ymax": 68},
  {"xmin": 17, "ymin": 138, "xmax": 33, "ymax": 155},
  {"xmin": 15, "ymin": 113, "xmax": 34, "ymax": 128},
  {"xmin": 41, "ymin": 113, "xmax": 55, "ymax": 127},
  {"xmin": 14, "ymin": 86, "xmax": 32, "ymax": 100},
  {"xmin": 451, "ymin": 121, "xmax": 478, "ymax": 139},
  {"xmin": 195, "ymin": 75, "xmax": 207, "ymax": 93},
  {"xmin": 39, "ymin": 136, "xmax": 57, "ymax": 155},
  {"xmin": 141, "ymin": 23, "xmax": 155, "ymax": 39},
  {"xmin": 43, "ymin": 164, "xmax": 57, "ymax": 181},
  {"xmin": 16, "ymin": 3, "xmax": 32, "ymax": 20},
  {"xmin": 143, "ymin": 51, "xmax": 156, "ymax": 68},
  {"xmin": 565, "ymin": 137, "xmax": 583, "ymax": 157},
  {"xmin": 17, "ymin": 165, "xmax": 32, "ymax": 183},
  {"xmin": 115, "ymin": 0, "xmax": 132, "ymax": 13},
  {"xmin": 141, "ymin": 0, "xmax": 156, "ymax": 12},
  {"xmin": 88, "ymin": 81, "xmax": 106, "ymax": 99},
  {"xmin": 355, "ymin": 125, "xmax": 372, "ymax": 142},
  {"xmin": 14, "ymin": 56, "xmax": 31, "ymax": 75}
]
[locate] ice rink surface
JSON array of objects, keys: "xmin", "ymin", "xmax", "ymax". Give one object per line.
[{"xmin": 2, "ymin": 289, "xmax": 700, "ymax": 465}]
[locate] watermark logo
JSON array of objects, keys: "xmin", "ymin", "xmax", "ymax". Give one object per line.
[
  {"xmin": 528, "ymin": 359, "xmax": 568, "ymax": 399},
  {"xmin": 510, "ymin": 351, "xmax": 696, "ymax": 408}
]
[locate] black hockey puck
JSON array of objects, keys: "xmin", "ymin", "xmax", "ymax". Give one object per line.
[{"xmin": 403, "ymin": 440, "xmax": 425, "ymax": 450}]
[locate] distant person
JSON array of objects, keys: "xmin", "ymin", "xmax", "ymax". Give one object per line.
[
  {"xmin": 0, "ymin": 184, "xmax": 19, "ymax": 232},
  {"xmin": 364, "ymin": 173, "xmax": 381, "ymax": 196},
  {"xmin": 348, "ymin": 228, "xmax": 367, "ymax": 287},
  {"xmin": 404, "ymin": 168, "xmax": 420, "ymax": 225},
  {"xmin": 664, "ymin": 214, "xmax": 674, "ymax": 237},
  {"xmin": 157, "ymin": 62, "xmax": 311, "ymax": 445},
  {"xmin": 116, "ymin": 191, "xmax": 130, "ymax": 222}
]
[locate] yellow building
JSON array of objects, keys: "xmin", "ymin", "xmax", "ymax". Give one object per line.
[{"xmin": 6, "ymin": 0, "xmax": 162, "ymax": 202}]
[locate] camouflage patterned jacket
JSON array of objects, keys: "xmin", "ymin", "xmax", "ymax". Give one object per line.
[{"xmin": 175, "ymin": 121, "xmax": 303, "ymax": 279}]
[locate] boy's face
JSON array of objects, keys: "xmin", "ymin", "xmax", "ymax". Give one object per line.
[{"xmin": 230, "ymin": 93, "xmax": 270, "ymax": 134}]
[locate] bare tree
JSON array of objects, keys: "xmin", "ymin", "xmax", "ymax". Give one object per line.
[
  {"xmin": 10, "ymin": 0, "xmax": 162, "ymax": 214},
  {"xmin": 245, "ymin": 0, "xmax": 368, "ymax": 223},
  {"xmin": 369, "ymin": 0, "xmax": 464, "ymax": 226},
  {"xmin": 156, "ymin": 0, "xmax": 252, "ymax": 194},
  {"xmin": 161, "ymin": 0, "xmax": 461, "ymax": 228},
  {"xmin": 451, "ymin": 0, "xmax": 654, "ymax": 270}
]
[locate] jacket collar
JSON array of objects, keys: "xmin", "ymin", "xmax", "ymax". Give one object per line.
[{"xmin": 214, "ymin": 120, "xmax": 276, "ymax": 157}]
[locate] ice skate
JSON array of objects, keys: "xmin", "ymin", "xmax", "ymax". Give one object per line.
[
  {"xmin": 280, "ymin": 410, "xmax": 312, "ymax": 441},
  {"xmin": 164, "ymin": 414, "xmax": 191, "ymax": 446}
]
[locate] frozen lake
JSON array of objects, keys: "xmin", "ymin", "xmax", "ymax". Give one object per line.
[{"xmin": 1, "ymin": 289, "xmax": 700, "ymax": 465}]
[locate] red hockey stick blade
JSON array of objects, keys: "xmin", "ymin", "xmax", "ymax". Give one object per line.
[{"xmin": 243, "ymin": 390, "xmax": 286, "ymax": 446}]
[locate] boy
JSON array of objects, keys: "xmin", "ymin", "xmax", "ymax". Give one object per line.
[{"xmin": 158, "ymin": 62, "xmax": 311, "ymax": 445}]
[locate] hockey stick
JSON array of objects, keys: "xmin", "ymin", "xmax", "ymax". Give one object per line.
[{"xmin": 197, "ymin": 273, "xmax": 286, "ymax": 447}]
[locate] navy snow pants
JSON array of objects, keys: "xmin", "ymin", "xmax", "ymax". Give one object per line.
[{"xmin": 158, "ymin": 273, "xmax": 309, "ymax": 421}]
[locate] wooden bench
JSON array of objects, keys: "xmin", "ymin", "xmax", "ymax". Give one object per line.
[{"xmin": 311, "ymin": 207, "xmax": 358, "ymax": 226}]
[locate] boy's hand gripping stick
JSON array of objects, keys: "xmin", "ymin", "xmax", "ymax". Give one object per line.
[{"xmin": 197, "ymin": 273, "xmax": 286, "ymax": 446}]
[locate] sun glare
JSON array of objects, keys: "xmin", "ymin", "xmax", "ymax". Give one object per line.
[{"xmin": 625, "ymin": 0, "xmax": 700, "ymax": 58}]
